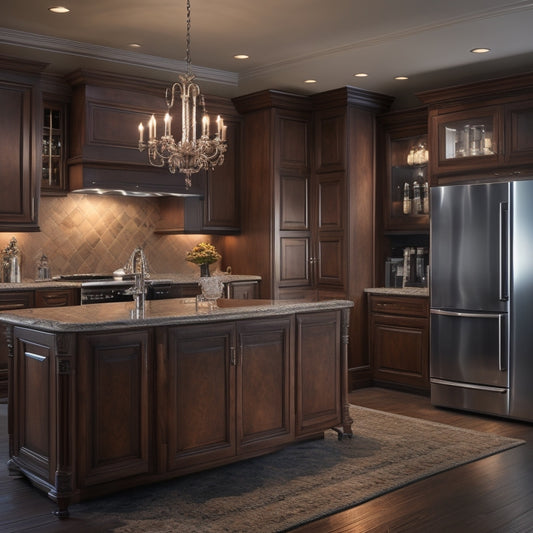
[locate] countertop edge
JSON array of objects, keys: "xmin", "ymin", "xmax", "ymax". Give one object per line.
[
  {"xmin": 364, "ymin": 287, "xmax": 429, "ymax": 297},
  {"xmin": 0, "ymin": 299, "xmax": 354, "ymax": 333}
]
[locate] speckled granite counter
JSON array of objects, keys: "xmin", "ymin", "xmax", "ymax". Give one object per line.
[
  {"xmin": 0, "ymin": 273, "xmax": 261, "ymax": 291},
  {"xmin": 0, "ymin": 297, "xmax": 353, "ymax": 332},
  {"xmin": 364, "ymin": 287, "xmax": 429, "ymax": 297}
]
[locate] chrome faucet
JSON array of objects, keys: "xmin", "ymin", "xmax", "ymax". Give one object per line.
[{"xmin": 124, "ymin": 247, "xmax": 149, "ymax": 313}]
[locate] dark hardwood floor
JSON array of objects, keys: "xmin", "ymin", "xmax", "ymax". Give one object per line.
[{"xmin": 2, "ymin": 388, "xmax": 532, "ymax": 532}]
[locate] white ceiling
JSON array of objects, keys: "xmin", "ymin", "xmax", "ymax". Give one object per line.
[{"xmin": 2, "ymin": 0, "xmax": 533, "ymax": 108}]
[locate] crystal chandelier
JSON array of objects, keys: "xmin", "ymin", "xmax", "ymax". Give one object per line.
[{"xmin": 137, "ymin": 0, "xmax": 227, "ymax": 189}]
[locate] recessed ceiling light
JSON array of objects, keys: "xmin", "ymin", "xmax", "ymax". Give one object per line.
[
  {"xmin": 129, "ymin": 43, "xmax": 142, "ymax": 48},
  {"xmin": 354, "ymin": 73, "xmax": 368, "ymax": 78},
  {"xmin": 471, "ymin": 47, "xmax": 491, "ymax": 54},
  {"xmin": 48, "ymin": 6, "xmax": 70, "ymax": 14},
  {"xmin": 234, "ymin": 54, "xmax": 249, "ymax": 60},
  {"xmin": 394, "ymin": 76, "xmax": 409, "ymax": 81},
  {"xmin": 304, "ymin": 79, "xmax": 317, "ymax": 84}
]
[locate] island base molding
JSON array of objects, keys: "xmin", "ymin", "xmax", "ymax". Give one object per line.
[{"xmin": 5, "ymin": 304, "xmax": 352, "ymax": 516}]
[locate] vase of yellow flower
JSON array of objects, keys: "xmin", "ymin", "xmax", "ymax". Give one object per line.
[{"xmin": 185, "ymin": 242, "xmax": 221, "ymax": 277}]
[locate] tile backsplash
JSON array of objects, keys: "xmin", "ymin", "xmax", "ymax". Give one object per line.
[{"xmin": 3, "ymin": 194, "xmax": 219, "ymax": 280}]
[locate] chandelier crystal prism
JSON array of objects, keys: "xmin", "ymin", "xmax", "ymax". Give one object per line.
[{"xmin": 137, "ymin": 0, "xmax": 227, "ymax": 189}]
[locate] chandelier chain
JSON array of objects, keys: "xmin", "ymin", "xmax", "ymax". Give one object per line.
[
  {"xmin": 137, "ymin": 0, "xmax": 227, "ymax": 188},
  {"xmin": 185, "ymin": 0, "xmax": 191, "ymax": 74}
]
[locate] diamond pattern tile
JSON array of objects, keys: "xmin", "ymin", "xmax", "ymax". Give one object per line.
[{"xmin": 5, "ymin": 195, "xmax": 215, "ymax": 280}]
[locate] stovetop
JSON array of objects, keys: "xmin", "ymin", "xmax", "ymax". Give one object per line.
[{"xmin": 56, "ymin": 274, "xmax": 115, "ymax": 282}]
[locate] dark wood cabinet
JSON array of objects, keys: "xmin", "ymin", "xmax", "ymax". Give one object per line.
[
  {"xmin": 77, "ymin": 330, "xmax": 153, "ymax": 487},
  {"xmin": 311, "ymin": 88, "xmax": 394, "ymax": 389},
  {"xmin": 375, "ymin": 107, "xmax": 430, "ymax": 288},
  {"xmin": 6, "ymin": 302, "xmax": 351, "ymax": 514},
  {"xmin": 368, "ymin": 293, "xmax": 429, "ymax": 392},
  {"xmin": 0, "ymin": 60, "xmax": 44, "ymax": 232},
  {"xmin": 164, "ymin": 317, "xmax": 293, "ymax": 471},
  {"xmin": 226, "ymin": 88, "xmax": 393, "ymax": 390},
  {"xmin": 41, "ymin": 99, "xmax": 68, "ymax": 195},
  {"xmin": 0, "ymin": 290, "xmax": 34, "ymax": 398},
  {"xmin": 226, "ymin": 91, "xmax": 313, "ymax": 300},
  {"xmin": 377, "ymin": 107, "xmax": 429, "ymax": 233},
  {"xmin": 295, "ymin": 310, "xmax": 343, "ymax": 436},
  {"xmin": 34, "ymin": 288, "xmax": 80, "ymax": 307},
  {"xmin": 225, "ymin": 280, "xmax": 259, "ymax": 299},
  {"xmin": 418, "ymin": 72, "xmax": 533, "ymax": 184},
  {"xmin": 0, "ymin": 287, "xmax": 79, "ymax": 398}
]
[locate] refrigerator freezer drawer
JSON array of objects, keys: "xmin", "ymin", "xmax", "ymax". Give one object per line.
[
  {"xmin": 431, "ymin": 378, "xmax": 509, "ymax": 417},
  {"xmin": 430, "ymin": 310, "xmax": 509, "ymax": 388}
]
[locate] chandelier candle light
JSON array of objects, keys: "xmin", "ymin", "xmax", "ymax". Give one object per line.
[{"xmin": 137, "ymin": 0, "xmax": 227, "ymax": 189}]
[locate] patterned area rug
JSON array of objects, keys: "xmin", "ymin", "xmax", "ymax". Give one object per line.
[{"xmin": 69, "ymin": 405, "xmax": 523, "ymax": 532}]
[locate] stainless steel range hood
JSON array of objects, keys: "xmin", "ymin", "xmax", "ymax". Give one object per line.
[{"xmin": 69, "ymin": 163, "xmax": 205, "ymax": 197}]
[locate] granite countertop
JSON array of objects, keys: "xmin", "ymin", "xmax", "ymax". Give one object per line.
[
  {"xmin": 364, "ymin": 287, "xmax": 429, "ymax": 297},
  {"xmin": 0, "ymin": 273, "xmax": 262, "ymax": 291},
  {"xmin": 0, "ymin": 298, "xmax": 353, "ymax": 333}
]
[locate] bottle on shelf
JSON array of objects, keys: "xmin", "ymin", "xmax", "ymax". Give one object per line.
[
  {"xmin": 403, "ymin": 182, "xmax": 411, "ymax": 215},
  {"xmin": 412, "ymin": 181, "xmax": 422, "ymax": 214}
]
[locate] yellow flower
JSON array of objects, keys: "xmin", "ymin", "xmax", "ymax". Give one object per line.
[{"xmin": 185, "ymin": 242, "xmax": 221, "ymax": 265}]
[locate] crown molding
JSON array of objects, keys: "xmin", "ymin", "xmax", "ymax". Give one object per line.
[{"xmin": 0, "ymin": 27, "xmax": 239, "ymax": 87}]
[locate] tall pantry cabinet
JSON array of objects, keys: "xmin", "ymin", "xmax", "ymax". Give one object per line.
[{"xmin": 225, "ymin": 87, "xmax": 392, "ymax": 389}]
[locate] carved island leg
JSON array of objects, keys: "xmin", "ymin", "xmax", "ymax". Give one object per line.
[
  {"xmin": 340, "ymin": 307, "xmax": 353, "ymax": 439},
  {"xmin": 48, "ymin": 333, "xmax": 74, "ymax": 518},
  {"xmin": 5, "ymin": 325, "xmax": 21, "ymax": 476}
]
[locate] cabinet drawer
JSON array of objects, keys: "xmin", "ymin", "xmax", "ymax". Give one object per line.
[
  {"xmin": 35, "ymin": 289, "xmax": 79, "ymax": 307},
  {"xmin": 0, "ymin": 290, "xmax": 34, "ymax": 310},
  {"xmin": 369, "ymin": 295, "xmax": 429, "ymax": 318}
]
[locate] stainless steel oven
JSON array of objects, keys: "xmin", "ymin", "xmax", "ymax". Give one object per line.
[{"xmin": 57, "ymin": 275, "xmax": 178, "ymax": 304}]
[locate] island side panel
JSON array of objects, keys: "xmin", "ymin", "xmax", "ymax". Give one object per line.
[
  {"xmin": 295, "ymin": 310, "xmax": 343, "ymax": 437},
  {"xmin": 9, "ymin": 327, "xmax": 62, "ymax": 500}
]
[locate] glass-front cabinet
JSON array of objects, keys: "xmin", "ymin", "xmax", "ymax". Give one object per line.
[
  {"xmin": 387, "ymin": 132, "xmax": 429, "ymax": 231},
  {"xmin": 42, "ymin": 101, "xmax": 67, "ymax": 195},
  {"xmin": 429, "ymin": 106, "xmax": 501, "ymax": 177}
]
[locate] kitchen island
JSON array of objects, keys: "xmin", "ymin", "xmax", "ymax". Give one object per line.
[{"xmin": 0, "ymin": 297, "xmax": 353, "ymax": 517}]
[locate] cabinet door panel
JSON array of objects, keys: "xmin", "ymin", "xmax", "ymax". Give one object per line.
[
  {"xmin": 279, "ymin": 236, "xmax": 311, "ymax": 287},
  {"xmin": 314, "ymin": 111, "xmax": 345, "ymax": 172},
  {"xmin": 280, "ymin": 174, "xmax": 309, "ymax": 230},
  {"xmin": 317, "ymin": 173, "xmax": 344, "ymax": 230},
  {"xmin": 203, "ymin": 117, "xmax": 240, "ymax": 231},
  {"xmin": 12, "ymin": 330, "xmax": 57, "ymax": 483},
  {"xmin": 0, "ymin": 80, "xmax": 38, "ymax": 230},
  {"xmin": 317, "ymin": 233, "xmax": 344, "ymax": 287},
  {"xmin": 506, "ymin": 101, "xmax": 533, "ymax": 163},
  {"xmin": 371, "ymin": 313, "xmax": 429, "ymax": 390},
  {"xmin": 296, "ymin": 311, "xmax": 341, "ymax": 435},
  {"xmin": 78, "ymin": 330, "xmax": 152, "ymax": 486},
  {"xmin": 279, "ymin": 115, "xmax": 310, "ymax": 168},
  {"xmin": 166, "ymin": 323, "xmax": 236, "ymax": 470},
  {"xmin": 237, "ymin": 318, "xmax": 293, "ymax": 452}
]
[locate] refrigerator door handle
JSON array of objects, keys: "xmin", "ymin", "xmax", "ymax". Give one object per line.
[
  {"xmin": 499, "ymin": 201, "xmax": 509, "ymax": 301},
  {"xmin": 431, "ymin": 309, "xmax": 503, "ymax": 319},
  {"xmin": 498, "ymin": 314, "xmax": 508, "ymax": 372}
]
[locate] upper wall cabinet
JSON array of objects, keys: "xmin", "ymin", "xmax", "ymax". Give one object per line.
[
  {"xmin": 0, "ymin": 58, "xmax": 45, "ymax": 232},
  {"xmin": 418, "ymin": 72, "xmax": 533, "ymax": 185},
  {"xmin": 377, "ymin": 107, "xmax": 429, "ymax": 232}
]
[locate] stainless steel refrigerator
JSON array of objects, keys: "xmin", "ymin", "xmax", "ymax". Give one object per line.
[{"xmin": 430, "ymin": 179, "xmax": 533, "ymax": 422}]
